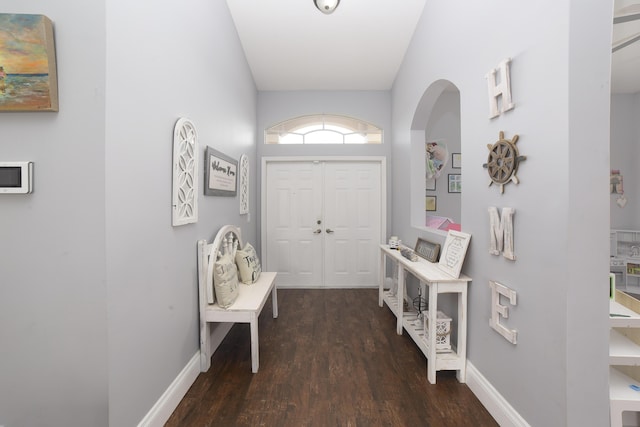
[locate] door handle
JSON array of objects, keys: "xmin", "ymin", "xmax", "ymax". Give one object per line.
[
  {"xmin": 313, "ymin": 229, "xmax": 322, "ymax": 234},
  {"xmin": 326, "ymin": 228, "xmax": 334, "ymax": 234}
]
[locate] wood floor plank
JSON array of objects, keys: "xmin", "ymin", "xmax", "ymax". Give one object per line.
[{"xmin": 165, "ymin": 289, "xmax": 498, "ymax": 427}]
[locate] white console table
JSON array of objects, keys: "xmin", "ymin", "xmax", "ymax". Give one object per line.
[{"xmin": 379, "ymin": 244, "xmax": 471, "ymax": 384}]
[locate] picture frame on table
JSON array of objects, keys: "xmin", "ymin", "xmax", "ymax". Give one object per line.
[
  {"xmin": 438, "ymin": 230, "xmax": 472, "ymax": 279},
  {"xmin": 415, "ymin": 238, "xmax": 441, "ymax": 263},
  {"xmin": 204, "ymin": 146, "xmax": 237, "ymax": 196}
]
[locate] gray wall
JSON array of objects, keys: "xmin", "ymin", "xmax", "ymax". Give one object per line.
[
  {"xmin": 0, "ymin": 2, "xmax": 108, "ymax": 427},
  {"xmin": 611, "ymin": 93, "xmax": 640, "ymax": 229},
  {"xmin": 104, "ymin": 0, "xmax": 256, "ymax": 425},
  {"xmin": 0, "ymin": 1, "xmax": 257, "ymax": 426},
  {"xmin": 391, "ymin": 1, "xmax": 611, "ymax": 426}
]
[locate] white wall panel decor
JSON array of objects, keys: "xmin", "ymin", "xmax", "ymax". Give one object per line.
[{"xmin": 172, "ymin": 117, "xmax": 198, "ymax": 226}]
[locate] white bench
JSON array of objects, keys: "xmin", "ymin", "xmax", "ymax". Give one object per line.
[{"xmin": 197, "ymin": 225, "xmax": 278, "ymax": 373}]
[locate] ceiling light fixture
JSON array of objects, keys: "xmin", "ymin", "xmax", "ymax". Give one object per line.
[{"xmin": 314, "ymin": 0, "xmax": 340, "ymax": 14}]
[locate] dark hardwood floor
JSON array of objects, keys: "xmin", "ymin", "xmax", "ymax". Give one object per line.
[{"xmin": 166, "ymin": 289, "xmax": 498, "ymax": 427}]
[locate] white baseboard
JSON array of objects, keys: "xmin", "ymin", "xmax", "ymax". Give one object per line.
[
  {"xmin": 466, "ymin": 361, "xmax": 530, "ymax": 427},
  {"xmin": 138, "ymin": 324, "xmax": 233, "ymax": 427},
  {"xmin": 137, "ymin": 352, "xmax": 200, "ymax": 427}
]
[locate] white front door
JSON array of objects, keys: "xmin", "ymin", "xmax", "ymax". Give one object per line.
[
  {"xmin": 323, "ymin": 162, "xmax": 381, "ymax": 287},
  {"xmin": 264, "ymin": 161, "xmax": 324, "ymax": 287},
  {"xmin": 264, "ymin": 159, "xmax": 383, "ymax": 288}
]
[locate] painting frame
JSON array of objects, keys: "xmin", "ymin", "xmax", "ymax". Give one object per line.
[
  {"xmin": 425, "ymin": 195, "xmax": 437, "ymax": 212},
  {"xmin": 204, "ymin": 146, "xmax": 238, "ymax": 197},
  {"xmin": 425, "ymin": 140, "xmax": 448, "ymax": 179},
  {"xmin": 426, "ymin": 177, "xmax": 436, "ymax": 191},
  {"xmin": 452, "ymin": 153, "xmax": 461, "ymax": 169},
  {"xmin": 448, "ymin": 174, "xmax": 461, "ymax": 193},
  {"xmin": 0, "ymin": 14, "xmax": 59, "ymax": 112},
  {"xmin": 438, "ymin": 230, "xmax": 472, "ymax": 279},
  {"xmin": 415, "ymin": 238, "xmax": 441, "ymax": 263}
]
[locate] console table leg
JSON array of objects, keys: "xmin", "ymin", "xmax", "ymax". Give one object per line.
[
  {"xmin": 250, "ymin": 313, "xmax": 259, "ymax": 373},
  {"xmin": 272, "ymin": 286, "xmax": 278, "ymax": 318},
  {"xmin": 397, "ymin": 266, "xmax": 405, "ymax": 335},
  {"xmin": 427, "ymin": 283, "xmax": 438, "ymax": 384},
  {"xmin": 456, "ymin": 285, "xmax": 468, "ymax": 383},
  {"xmin": 379, "ymin": 250, "xmax": 385, "ymax": 307}
]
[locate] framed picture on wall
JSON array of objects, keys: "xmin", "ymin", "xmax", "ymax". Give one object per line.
[
  {"xmin": 452, "ymin": 153, "xmax": 461, "ymax": 169},
  {"xmin": 426, "ymin": 177, "xmax": 436, "ymax": 191},
  {"xmin": 448, "ymin": 174, "xmax": 461, "ymax": 193},
  {"xmin": 204, "ymin": 146, "xmax": 237, "ymax": 196},
  {"xmin": 0, "ymin": 14, "xmax": 58, "ymax": 112},
  {"xmin": 426, "ymin": 196, "xmax": 437, "ymax": 211}
]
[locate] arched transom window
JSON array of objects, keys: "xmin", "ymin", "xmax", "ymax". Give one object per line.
[{"xmin": 265, "ymin": 114, "xmax": 383, "ymax": 144}]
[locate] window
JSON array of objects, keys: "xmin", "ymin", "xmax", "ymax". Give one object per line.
[{"xmin": 265, "ymin": 114, "xmax": 382, "ymax": 144}]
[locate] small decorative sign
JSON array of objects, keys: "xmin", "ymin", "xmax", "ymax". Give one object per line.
[
  {"xmin": 414, "ymin": 238, "xmax": 440, "ymax": 263},
  {"xmin": 437, "ymin": 230, "xmax": 471, "ymax": 278},
  {"xmin": 204, "ymin": 147, "xmax": 237, "ymax": 196}
]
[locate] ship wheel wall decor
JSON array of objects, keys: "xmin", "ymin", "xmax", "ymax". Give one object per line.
[{"xmin": 483, "ymin": 131, "xmax": 527, "ymax": 194}]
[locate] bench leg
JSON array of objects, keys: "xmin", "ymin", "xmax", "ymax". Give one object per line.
[
  {"xmin": 200, "ymin": 318, "xmax": 210, "ymax": 372},
  {"xmin": 250, "ymin": 313, "xmax": 259, "ymax": 373},
  {"xmin": 272, "ymin": 286, "xmax": 278, "ymax": 318}
]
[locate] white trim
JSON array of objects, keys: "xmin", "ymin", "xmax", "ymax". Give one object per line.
[
  {"xmin": 137, "ymin": 352, "xmax": 200, "ymax": 427},
  {"xmin": 466, "ymin": 361, "xmax": 530, "ymax": 427}
]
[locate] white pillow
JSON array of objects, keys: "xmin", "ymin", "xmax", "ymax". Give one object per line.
[
  {"xmin": 235, "ymin": 242, "xmax": 262, "ymax": 284},
  {"xmin": 213, "ymin": 254, "xmax": 239, "ymax": 308}
]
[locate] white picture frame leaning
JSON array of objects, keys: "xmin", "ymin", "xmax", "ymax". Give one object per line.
[{"xmin": 437, "ymin": 230, "xmax": 471, "ymax": 278}]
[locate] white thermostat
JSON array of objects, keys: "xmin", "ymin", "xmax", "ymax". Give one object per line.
[{"xmin": 0, "ymin": 162, "xmax": 33, "ymax": 194}]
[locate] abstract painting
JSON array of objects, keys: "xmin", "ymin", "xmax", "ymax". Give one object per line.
[{"xmin": 0, "ymin": 14, "xmax": 58, "ymax": 111}]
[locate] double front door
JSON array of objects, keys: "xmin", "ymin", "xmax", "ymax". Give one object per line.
[{"xmin": 263, "ymin": 160, "xmax": 384, "ymax": 288}]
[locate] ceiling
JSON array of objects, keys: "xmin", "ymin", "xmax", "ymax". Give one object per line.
[
  {"xmin": 225, "ymin": 0, "xmax": 427, "ymax": 91},
  {"xmin": 227, "ymin": 0, "xmax": 640, "ymax": 94}
]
